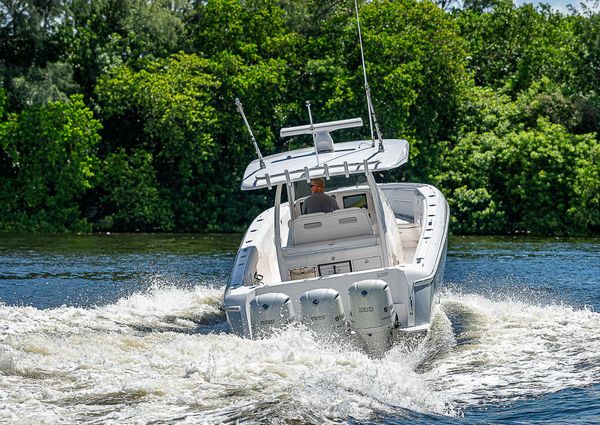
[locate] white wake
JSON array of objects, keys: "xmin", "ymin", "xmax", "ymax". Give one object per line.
[{"xmin": 1, "ymin": 284, "xmax": 599, "ymax": 423}]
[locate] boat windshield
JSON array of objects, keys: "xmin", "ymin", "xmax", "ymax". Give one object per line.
[{"xmin": 293, "ymin": 174, "xmax": 368, "ymax": 199}]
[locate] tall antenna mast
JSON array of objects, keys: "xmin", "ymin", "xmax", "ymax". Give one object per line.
[
  {"xmin": 306, "ymin": 101, "xmax": 320, "ymax": 165},
  {"xmin": 354, "ymin": 0, "xmax": 384, "ymax": 152},
  {"xmin": 235, "ymin": 98, "xmax": 266, "ymax": 169}
]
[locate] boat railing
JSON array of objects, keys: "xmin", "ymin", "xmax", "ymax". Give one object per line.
[{"xmin": 252, "ymin": 158, "xmax": 382, "ymax": 189}]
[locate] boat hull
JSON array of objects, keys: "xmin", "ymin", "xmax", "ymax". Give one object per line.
[{"xmin": 224, "ymin": 183, "xmax": 449, "ymax": 353}]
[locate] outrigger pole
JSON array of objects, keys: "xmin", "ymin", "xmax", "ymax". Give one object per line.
[
  {"xmin": 354, "ymin": 0, "xmax": 384, "ymax": 152},
  {"xmin": 305, "ymin": 100, "xmax": 321, "ymax": 166},
  {"xmin": 235, "ymin": 98, "xmax": 266, "ymax": 169}
]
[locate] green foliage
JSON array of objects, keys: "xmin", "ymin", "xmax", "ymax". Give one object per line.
[
  {"xmin": 571, "ymin": 140, "xmax": 600, "ymax": 231},
  {"xmin": 276, "ymin": 0, "xmax": 468, "ymax": 182},
  {"xmin": 56, "ymin": 0, "xmax": 191, "ymax": 97},
  {"xmin": 0, "ymin": 0, "xmax": 63, "ymax": 69},
  {"xmin": 514, "ymin": 78, "xmax": 581, "ymax": 130},
  {"xmin": 187, "ymin": 0, "xmax": 291, "ymax": 61},
  {"xmin": 569, "ymin": 8, "xmax": 600, "ymax": 134},
  {"xmin": 458, "ymin": 2, "xmax": 578, "ymax": 94},
  {"xmin": 205, "ymin": 53, "xmax": 290, "ymax": 231},
  {"xmin": 0, "ymin": 87, "xmax": 6, "ymax": 118},
  {"xmin": 0, "ymin": 0, "xmax": 76, "ymax": 111},
  {"xmin": 0, "ymin": 0, "xmax": 599, "ymax": 235},
  {"xmin": 454, "ymin": 85, "xmax": 517, "ymax": 136},
  {"xmin": 439, "ymin": 116, "xmax": 599, "ymax": 235},
  {"xmin": 96, "ymin": 53, "xmax": 220, "ymax": 231},
  {"xmin": 95, "ymin": 149, "xmax": 174, "ymax": 231},
  {"xmin": 572, "ymin": 6, "xmax": 600, "ymax": 94},
  {"xmin": 361, "ymin": 0, "xmax": 467, "ymax": 143},
  {"xmin": 0, "ymin": 95, "xmax": 101, "ymax": 231},
  {"xmin": 10, "ymin": 62, "xmax": 79, "ymax": 107}
]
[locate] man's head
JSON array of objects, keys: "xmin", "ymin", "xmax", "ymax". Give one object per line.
[{"xmin": 310, "ymin": 178, "xmax": 325, "ymax": 193}]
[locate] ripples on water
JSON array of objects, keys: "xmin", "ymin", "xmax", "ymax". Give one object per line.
[{"xmin": 0, "ymin": 234, "xmax": 599, "ymax": 424}]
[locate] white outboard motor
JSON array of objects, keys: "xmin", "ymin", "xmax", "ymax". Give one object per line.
[
  {"xmin": 348, "ymin": 279, "xmax": 396, "ymax": 355},
  {"xmin": 249, "ymin": 293, "xmax": 294, "ymax": 338},
  {"xmin": 299, "ymin": 288, "xmax": 346, "ymax": 335}
]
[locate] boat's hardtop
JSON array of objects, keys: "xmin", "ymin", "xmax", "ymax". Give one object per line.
[{"xmin": 241, "ymin": 138, "xmax": 409, "ymax": 191}]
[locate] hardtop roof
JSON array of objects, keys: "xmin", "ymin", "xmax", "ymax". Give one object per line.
[{"xmin": 241, "ymin": 139, "xmax": 409, "ymax": 191}]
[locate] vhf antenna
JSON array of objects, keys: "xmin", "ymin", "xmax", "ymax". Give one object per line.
[
  {"xmin": 305, "ymin": 100, "xmax": 321, "ymax": 165},
  {"xmin": 235, "ymin": 98, "xmax": 266, "ymax": 169},
  {"xmin": 354, "ymin": 0, "xmax": 384, "ymax": 152}
]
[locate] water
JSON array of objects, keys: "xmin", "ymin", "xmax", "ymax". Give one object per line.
[{"xmin": 1, "ymin": 234, "xmax": 599, "ymax": 424}]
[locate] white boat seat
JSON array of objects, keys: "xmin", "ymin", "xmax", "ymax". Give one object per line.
[
  {"xmin": 290, "ymin": 208, "xmax": 374, "ymax": 246},
  {"xmin": 285, "ymin": 233, "xmax": 379, "ymax": 256}
]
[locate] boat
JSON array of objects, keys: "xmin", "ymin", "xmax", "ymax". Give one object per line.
[
  {"xmin": 223, "ymin": 115, "xmax": 449, "ymax": 353},
  {"xmin": 223, "ymin": 2, "xmax": 449, "ymax": 355}
]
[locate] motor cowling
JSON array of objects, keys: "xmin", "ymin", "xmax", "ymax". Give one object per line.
[
  {"xmin": 299, "ymin": 288, "xmax": 346, "ymax": 335},
  {"xmin": 348, "ymin": 279, "xmax": 395, "ymax": 355},
  {"xmin": 249, "ymin": 293, "xmax": 294, "ymax": 338}
]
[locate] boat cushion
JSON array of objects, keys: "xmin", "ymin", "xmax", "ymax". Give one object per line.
[
  {"xmin": 290, "ymin": 208, "xmax": 374, "ymax": 246},
  {"xmin": 285, "ymin": 234, "xmax": 379, "ymax": 256}
]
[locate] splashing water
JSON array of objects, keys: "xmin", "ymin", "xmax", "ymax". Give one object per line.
[
  {"xmin": 1, "ymin": 235, "xmax": 599, "ymax": 423},
  {"xmin": 430, "ymin": 292, "xmax": 600, "ymax": 407},
  {"xmin": 0, "ymin": 284, "xmax": 455, "ymax": 424},
  {"xmin": 2, "ymin": 281, "xmax": 600, "ymax": 424}
]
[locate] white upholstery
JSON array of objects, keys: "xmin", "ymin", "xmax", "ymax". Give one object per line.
[
  {"xmin": 290, "ymin": 208, "xmax": 373, "ymax": 246},
  {"xmin": 285, "ymin": 234, "xmax": 379, "ymax": 257}
]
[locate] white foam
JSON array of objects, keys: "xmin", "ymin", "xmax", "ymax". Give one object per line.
[
  {"xmin": 0, "ymin": 285, "xmax": 457, "ymax": 423},
  {"xmin": 426, "ymin": 292, "xmax": 600, "ymax": 406},
  {"xmin": 2, "ymin": 286, "xmax": 599, "ymax": 423},
  {"xmin": 0, "ymin": 284, "xmax": 224, "ymax": 341}
]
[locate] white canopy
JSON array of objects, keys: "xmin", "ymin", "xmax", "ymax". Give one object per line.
[{"xmin": 241, "ymin": 139, "xmax": 409, "ymax": 191}]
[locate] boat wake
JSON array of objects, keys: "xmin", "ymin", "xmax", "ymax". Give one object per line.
[
  {"xmin": 431, "ymin": 291, "xmax": 600, "ymax": 407},
  {"xmin": 1, "ymin": 283, "xmax": 599, "ymax": 423}
]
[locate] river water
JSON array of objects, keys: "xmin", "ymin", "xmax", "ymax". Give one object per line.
[{"xmin": 0, "ymin": 234, "xmax": 599, "ymax": 424}]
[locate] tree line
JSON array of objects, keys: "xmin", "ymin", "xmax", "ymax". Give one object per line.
[{"xmin": 0, "ymin": 0, "xmax": 598, "ymax": 235}]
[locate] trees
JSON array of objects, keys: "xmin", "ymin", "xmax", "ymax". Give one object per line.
[
  {"xmin": 95, "ymin": 149, "xmax": 173, "ymax": 231},
  {"xmin": 96, "ymin": 53, "xmax": 220, "ymax": 231},
  {"xmin": 457, "ymin": 1, "xmax": 578, "ymax": 95},
  {"xmin": 356, "ymin": 0, "xmax": 468, "ymax": 180},
  {"xmin": 0, "ymin": 0, "xmax": 598, "ymax": 235},
  {"xmin": 59, "ymin": 0, "xmax": 192, "ymax": 97},
  {"xmin": 0, "ymin": 95, "xmax": 101, "ymax": 231},
  {"xmin": 438, "ymin": 2, "xmax": 600, "ymax": 235},
  {"xmin": 569, "ymin": 6, "xmax": 600, "ymax": 135},
  {"xmin": 438, "ymin": 84, "xmax": 600, "ymax": 235},
  {"xmin": 259, "ymin": 0, "xmax": 469, "ymax": 182},
  {"xmin": 0, "ymin": 0, "xmax": 77, "ymax": 110}
]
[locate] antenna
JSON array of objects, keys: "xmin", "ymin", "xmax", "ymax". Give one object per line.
[
  {"xmin": 235, "ymin": 98, "xmax": 266, "ymax": 169},
  {"xmin": 354, "ymin": 0, "xmax": 384, "ymax": 152},
  {"xmin": 306, "ymin": 101, "xmax": 315, "ymax": 128},
  {"xmin": 306, "ymin": 101, "xmax": 320, "ymax": 165}
]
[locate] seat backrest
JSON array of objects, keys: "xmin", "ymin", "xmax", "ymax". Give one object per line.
[{"xmin": 291, "ymin": 208, "xmax": 373, "ymax": 246}]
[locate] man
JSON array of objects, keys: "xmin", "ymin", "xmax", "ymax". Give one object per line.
[{"xmin": 302, "ymin": 178, "xmax": 338, "ymax": 214}]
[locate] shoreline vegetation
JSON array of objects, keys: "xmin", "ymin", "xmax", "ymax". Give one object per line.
[{"xmin": 1, "ymin": 0, "xmax": 599, "ymax": 236}]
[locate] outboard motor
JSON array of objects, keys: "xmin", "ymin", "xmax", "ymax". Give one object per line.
[
  {"xmin": 299, "ymin": 288, "xmax": 346, "ymax": 335},
  {"xmin": 249, "ymin": 293, "xmax": 294, "ymax": 338},
  {"xmin": 348, "ymin": 279, "xmax": 396, "ymax": 356}
]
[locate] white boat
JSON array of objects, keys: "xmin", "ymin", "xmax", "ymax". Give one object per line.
[
  {"xmin": 224, "ymin": 116, "xmax": 449, "ymax": 354},
  {"xmin": 224, "ymin": 2, "xmax": 449, "ymax": 355}
]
